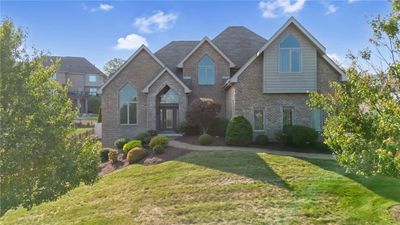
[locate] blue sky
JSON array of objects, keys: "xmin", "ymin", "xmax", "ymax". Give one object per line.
[{"xmin": 1, "ymin": 0, "xmax": 391, "ymax": 70}]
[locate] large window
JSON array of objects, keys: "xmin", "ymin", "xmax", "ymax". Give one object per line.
[
  {"xmin": 283, "ymin": 106, "xmax": 294, "ymax": 128},
  {"xmin": 279, "ymin": 35, "xmax": 301, "ymax": 73},
  {"xmin": 198, "ymin": 55, "xmax": 215, "ymax": 85},
  {"xmin": 119, "ymin": 84, "xmax": 137, "ymax": 125},
  {"xmin": 254, "ymin": 109, "xmax": 264, "ymax": 131},
  {"xmin": 89, "ymin": 75, "xmax": 97, "ymax": 82}
]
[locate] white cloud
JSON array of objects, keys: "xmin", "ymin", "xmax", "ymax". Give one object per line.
[
  {"xmin": 326, "ymin": 4, "xmax": 337, "ymax": 15},
  {"xmin": 134, "ymin": 10, "xmax": 178, "ymax": 33},
  {"xmin": 115, "ymin": 34, "xmax": 148, "ymax": 50},
  {"xmin": 348, "ymin": 0, "xmax": 358, "ymax": 3},
  {"xmin": 99, "ymin": 4, "xmax": 114, "ymax": 12},
  {"xmin": 259, "ymin": 0, "xmax": 306, "ymax": 18},
  {"xmin": 327, "ymin": 53, "xmax": 349, "ymax": 68}
]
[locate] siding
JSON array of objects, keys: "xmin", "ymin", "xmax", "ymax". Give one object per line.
[{"xmin": 263, "ymin": 24, "xmax": 317, "ymax": 93}]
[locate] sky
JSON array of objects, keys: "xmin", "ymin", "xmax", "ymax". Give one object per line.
[{"xmin": 1, "ymin": 0, "xmax": 392, "ymax": 70}]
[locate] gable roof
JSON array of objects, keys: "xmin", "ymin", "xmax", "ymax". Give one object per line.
[
  {"xmin": 99, "ymin": 45, "xmax": 165, "ymax": 93},
  {"xmin": 47, "ymin": 56, "xmax": 104, "ymax": 75},
  {"xmin": 143, "ymin": 67, "xmax": 191, "ymax": 93},
  {"xmin": 155, "ymin": 41, "xmax": 199, "ymax": 74},
  {"xmin": 228, "ymin": 17, "xmax": 345, "ymax": 84},
  {"xmin": 176, "ymin": 37, "xmax": 236, "ymax": 68},
  {"xmin": 212, "ymin": 26, "xmax": 267, "ymax": 68}
]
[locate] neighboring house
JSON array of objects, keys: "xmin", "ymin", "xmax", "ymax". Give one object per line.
[
  {"xmin": 99, "ymin": 17, "xmax": 345, "ymax": 147},
  {"xmin": 49, "ymin": 56, "xmax": 106, "ymax": 113}
]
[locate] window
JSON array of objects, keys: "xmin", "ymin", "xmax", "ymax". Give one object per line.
[
  {"xmin": 160, "ymin": 88, "xmax": 179, "ymax": 104},
  {"xmin": 89, "ymin": 75, "xmax": 97, "ymax": 82},
  {"xmin": 89, "ymin": 88, "xmax": 97, "ymax": 96},
  {"xmin": 119, "ymin": 84, "xmax": 137, "ymax": 125},
  {"xmin": 279, "ymin": 35, "xmax": 301, "ymax": 73},
  {"xmin": 254, "ymin": 109, "xmax": 264, "ymax": 131},
  {"xmin": 312, "ymin": 109, "xmax": 324, "ymax": 132},
  {"xmin": 198, "ymin": 55, "xmax": 215, "ymax": 85},
  {"xmin": 283, "ymin": 107, "xmax": 294, "ymax": 127}
]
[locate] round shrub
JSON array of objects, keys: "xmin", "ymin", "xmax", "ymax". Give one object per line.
[
  {"xmin": 177, "ymin": 121, "xmax": 200, "ymax": 136},
  {"xmin": 123, "ymin": 140, "xmax": 143, "ymax": 154},
  {"xmin": 255, "ymin": 134, "xmax": 269, "ymax": 146},
  {"xmin": 199, "ymin": 133, "xmax": 213, "ymax": 146},
  {"xmin": 149, "ymin": 136, "xmax": 169, "ymax": 149},
  {"xmin": 285, "ymin": 125, "xmax": 319, "ymax": 147},
  {"xmin": 134, "ymin": 132, "xmax": 151, "ymax": 145},
  {"xmin": 99, "ymin": 148, "xmax": 112, "ymax": 162},
  {"xmin": 153, "ymin": 144, "xmax": 165, "ymax": 155},
  {"xmin": 127, "ymin": 147, "xmax": 147, "ymax": 164},
  {"xmin": 225, "ymin": 115, "xmax": 253, "ymax": 146},
  {"xmin": 314, "ymin": 141, "xmax": 331, "ymax": 153},
  {"xmin": 114, "ymin": 138, "xmax": 129, "ymax": 150},
  {"xmin": 108, "ymin": 149, "xmax": 119, "ymax": 164},
  {"xmin": 208, "ymin": 117, "xmax": 229, "ymax": 137}
]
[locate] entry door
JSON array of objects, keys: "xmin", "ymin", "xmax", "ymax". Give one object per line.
[{"xmin": 159, "ymin": 107, "xmax": 178, "ymax": 131}]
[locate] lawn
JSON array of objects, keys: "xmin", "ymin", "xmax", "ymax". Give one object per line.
[{"xmin": 1, "ymin": 150, "xmax": 399, "ymax": 224}]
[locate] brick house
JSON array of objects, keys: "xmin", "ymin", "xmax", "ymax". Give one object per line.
[
  {"xmin": 50, "ymin": 56, "xmax": 106, "ymax": 113},
  {"xmin": 99, "ymin": 17, "xmax": 345, "ymax": 147}
]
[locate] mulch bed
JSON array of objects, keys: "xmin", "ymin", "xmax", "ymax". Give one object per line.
[
  {"xmin": 98, "ymin": 147, "xmax": 191, "ymax": 176},
  {"xmin": 176, "ymin": 135, "xmax": 332, "ymax": 154},
  {"xmin": 389, "ymin": 205, "xmax": 400, "ymax": 222}
]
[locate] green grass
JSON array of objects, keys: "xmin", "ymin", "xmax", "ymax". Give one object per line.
[{"xmin": 1, "ymin": 151, "xmax": 399, "ymax": 224}]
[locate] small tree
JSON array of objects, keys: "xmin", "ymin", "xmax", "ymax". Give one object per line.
[
  {"xmin": 103, "ymin": 58, "xmax": 125, "ymax": 78},
  {"xmin": 186, "ymin": 98, "xmax": 221, "ymax": 133},
  {"xmin": 225, "ymin": 115, "xmax": 253, "ymax": 146},
  {"xmin": 87, "ymin": 96, "xmax": 100, "ymax": 113}
]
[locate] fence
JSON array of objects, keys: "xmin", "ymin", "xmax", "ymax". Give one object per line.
[{"xmin": 76, "ymin": 128, "xmax": 95, "ymax": 140}]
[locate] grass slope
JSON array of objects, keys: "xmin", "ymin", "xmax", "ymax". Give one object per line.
[{"xmin": 2, "ymin": 151, "xmax": 399, "ymax": 224}]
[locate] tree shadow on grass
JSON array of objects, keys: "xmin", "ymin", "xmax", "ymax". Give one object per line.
[
  {"xmin": 300, "ymin": 157, "xmax": 400, "ymax": 202},
  {"xmin": 177, "ymin": 150, "xmax": 292, "ymax": 191}
]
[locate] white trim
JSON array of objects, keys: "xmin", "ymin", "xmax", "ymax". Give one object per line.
[
  {"xmin": 183, "ymin": 76, "xmax": 191, "ymax": 79},
  {"xmin": 177, "ymin": 37, "xmax": 235, "ymax": 68},
  {"xmin": 98, "ymin": 45, "xmax": 165, "ymax": 93},
  {"xmin": 322, "ymin": 54, "xmax": 346, "ymax": 81},
  {"xmin": 142, "ymin": 68, "xmax": 192, "ymax": 93}
]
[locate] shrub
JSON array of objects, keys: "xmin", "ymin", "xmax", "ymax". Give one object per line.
[
  {"xmin": 225, "ymin": 115, "xmax": 253, "ymax": 146},
  {"xmin": 114, "ymin": 138, "xmax": 129, "ymax": 150},
  {"xmin": 134, "ymin": 132, "xmax": 151, "ymax": 145},
  {"xmin": 108, "ymin": 149, "xmax": 119, "ymax": 164},
  {"xmin": 88, "ymin": 96, "xmax": 101, "ymax": 114},
  {"xmin": 99, "ymin": 148, "xmax": 112, "ymax": 162},
  {"xmin": 97, "ymin": 108, "xmax": 102, "ymax": 123},
  {"xmin": 255, "ymin": 134, "xmax": 269, "ymax": 146},
  {"xmin": 149, "ymin": 136, "xmax": 169, "ymax": 149},
  {"xmin": 283, "ymin": 125, "xmax": 319, "ymax": 147},
  {"xmin": 208, "ymin": 117, "xmax": 229, "ymax": 137},
  {"xmin": 153, "ymin": 144, "xmax": 165, "ymax": 155},
  {"xmin": 199, "ymin": 133, "xmax": 213, "ymax": 146},
  {"xmin": 314, "ymin": 141, "xmax": 331, "ymax": 152},
  {"xmin": 186, "ymin": 98, "xmax": 221, "ymax": 133},
  {"xmin": 147, "ymin": 130, "xmax": 158, "ymax": 137},
  {"xmin": 127, "ymin": 147, "xmax": 147, "ymax": 164},
  {"xmin": 123, "ymin": 140, "xmax": 143, "ymax": 154},
  {"xmin": 177, "ymin": 121, "xmax": 200, "ymax": 136}
]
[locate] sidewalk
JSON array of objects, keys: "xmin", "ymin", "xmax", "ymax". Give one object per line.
[{"xmin": 168, "ymin": 139, "xmax": 334, "ymax": 160}]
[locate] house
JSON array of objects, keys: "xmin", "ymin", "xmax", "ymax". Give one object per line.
[
  {"xmin": 49, "ymin": 56, "xmax": 106, "ymax": 114},
  {"xmin": 99, "ymin": 17, "xmax": 345, "ymax": 148}
]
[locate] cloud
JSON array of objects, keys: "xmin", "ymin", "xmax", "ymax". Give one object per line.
[
  {"xmin": 99, "ymin": 4, "xmax": 114, "ymax": 12},
  {"xmin": 115, "ymin": 34, "xmax": 148, "ymax": 50},
  {"xmin": 259, "ymin": 0, "xmax": 306, "ymax": 18},
  {"xmin": 82, "ymin": 3, "xmax": 114, "ymax": 13},
  {"xmin": 348, "ymin": 0, "xmax": 358, "ymax": 3},
  {"xmin": 134, "ymin": 10, "xmax": 178, "ymax": 33},
  {"xmin": 327, "ymin": 53, "xmax": 349, "ymax": 68},
  {"xmin": 325, "ymin": 4, "xmax": 337, "ymax": 15}
]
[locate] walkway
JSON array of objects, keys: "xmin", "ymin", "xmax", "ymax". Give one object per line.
[{"xmin": 168, "ymin": 139, "xmax": 334, "ymax": 160}]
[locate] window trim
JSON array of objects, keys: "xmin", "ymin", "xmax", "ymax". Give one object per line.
[
  {"xmin": 253, "ymin": 108, "xmax": 265, "ymax": 131},
  {"xmin": 119, "ymin": 83, "xmax": 138, "ymax": 126},
  {"xmin": 198, "ymin": 55, "xmax": 216, "ymax": 85},
  {"xmin": 278, "ymin": 34, "xmax": 302, "ymax": 74},
  {"xmin": 89, "ymin": 75, "xmax": 97, "ymax": 83},
  {"xmin": 282, "ymin": 106, "xmax": 295, "ymax": 128}
]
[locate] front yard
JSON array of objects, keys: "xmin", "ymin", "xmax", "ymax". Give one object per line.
[{"xmin": 1, "ymin": 150, "xmax": 399, "ymax": 224}]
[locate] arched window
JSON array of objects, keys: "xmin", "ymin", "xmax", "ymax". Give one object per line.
[
  {"xmin": 160, "ymin": 88, "xmax": 179, "ymax": 104},
  {"xmin": 119, "ymin": 84, "xmax": 137, "ymax": 124},
  {"xmin": 198, "ymin": 55, "xmax": 215, "ymax": 85},
  {"xmin": 279, "ymin": 34, "xmax": 301, "ymax": 73}
]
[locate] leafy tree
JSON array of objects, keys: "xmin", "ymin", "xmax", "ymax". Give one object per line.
[
  {"xmin": 308, "ymin": 1, "xmax": 400, "ymax": 177},
  {"xmin": 186, "ymin": 98, "xmax": 221, "ymax": 133},
  {"xmin": 87, "ymin": 96, "xmax": 100, "ymax": 113},
  {"xmin": 103, "ymin": 58, "xmax": 125, "ymax": 77},
  {"xmin": 0, "ymin": 19, "xmax": 100, "ymax": 215}
]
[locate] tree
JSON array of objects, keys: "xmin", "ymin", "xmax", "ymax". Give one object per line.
[
  {"xmin": 186, "ymin": 98, "xmax": 221, "ymax": 133},
  {"xmin": 308, "ymin": 1, "xmax": 400, "ymax": 177},
  {"xmin": 0, "ymin": 19, "xmax": 100, "ymax": 215},
  {"xmin": 103, "ymin": 58, "xmax": 125, "ymax": 77}
]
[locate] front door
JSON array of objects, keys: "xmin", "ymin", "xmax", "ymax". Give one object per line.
[{"xmin": 159, "ymin": 106, "xmax": 178, "ymax": 131}]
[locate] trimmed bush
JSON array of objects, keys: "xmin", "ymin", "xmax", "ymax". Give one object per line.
[
  {"xmin": 283, "ymin": 125, "xmax": 319, "ymax": 147},
  {"xmin": 314, "ymin": 141, "xmax": 331, "ymax": 152},
  {"xmin": 108, "ymin": 149, "xmax": 119, "ymax": 164},
  {"xmin": 225, "ymin": 115, "xmax": 253, "ymax": 146},
  {"xmin": 123, "ymin": 140, "xmax": 142, "ymax": 154},
  {"xmin": 255, "ymin": 134, "xmax": 269, "ymax": 146},
  {"xmin": 149, "ymin": 136, "xmax": 169, "ymax": 149},
  {"xmin": 99, "ymin": 148, "xmax": 111, "ymax": 162},
  {"xmin": 208, "ymin": 117, "xmax": 229, "ymax": 137},
  {"xmin": 134, "ymin": 132, "xmax": 151, "ymax": 145},
  {"xmin": 114, "ymin": 138, "xmax": 129, "ymax": 150},
  {"xmin": 153, "ymin": 144, "xmax": 165, "ymax": 155},
  {"xmin": 186, "ymin": 98, "xmax": 221, "ymax": 133},
  {"xmin": 177, "ymin": 121, "xmax": 200, "ymax": 136},
  {"xmin": 199, "ymin": 133, "xmax": 213, "ymax": 146},
  {"xmin": 127, "ymin": 147, "xmax": 147, "ymax": 164}
]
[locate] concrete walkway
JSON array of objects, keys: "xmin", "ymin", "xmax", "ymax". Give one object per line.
[{"xmin": 168, "ymin": 139, "xmax": 334, "ymax": 160}]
